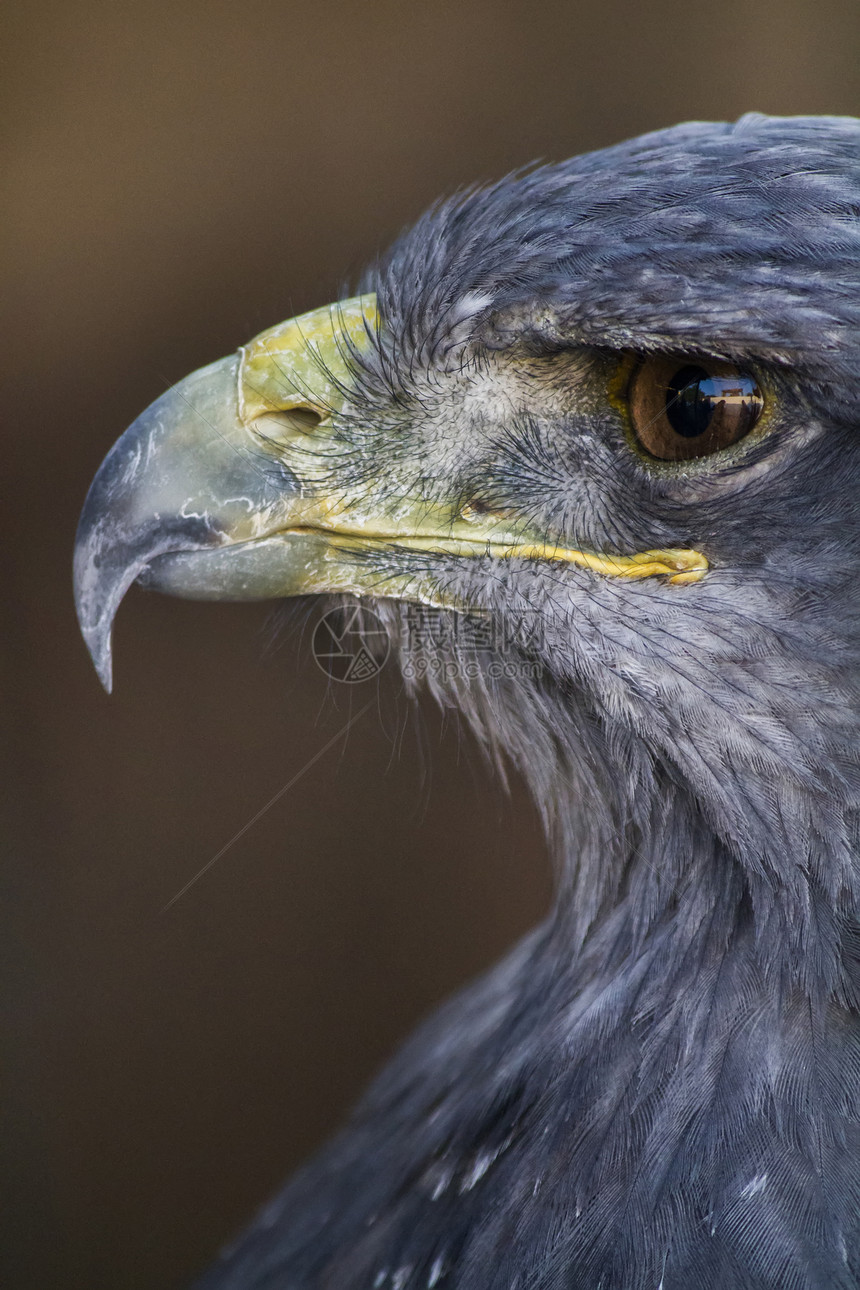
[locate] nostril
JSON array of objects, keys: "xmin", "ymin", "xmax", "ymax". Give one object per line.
[
  {"xmin": 286, "ymin": 406, "xmax": 324, "ymax": 432},
  {"xmin": 253, "ymin": 407, "xmax": 325, "ymax": 445}
]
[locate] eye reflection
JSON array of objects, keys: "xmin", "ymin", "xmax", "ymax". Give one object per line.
[{"xmin": 629, "ymin": 356, "xmax": 764, "ymax": 461}]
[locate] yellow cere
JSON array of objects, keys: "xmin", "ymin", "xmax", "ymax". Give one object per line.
[{"xmin": 238, "ymin": 295, "xmax": 379, "ymax": 424}]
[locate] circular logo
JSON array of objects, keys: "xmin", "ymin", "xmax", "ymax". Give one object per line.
[{"xmin": 312, "ymin": 606, "xmax": 390, "ymax": 683}]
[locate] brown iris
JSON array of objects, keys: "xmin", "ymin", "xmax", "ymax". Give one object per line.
[{"xmin": 629, "ymin": 355, "xmax": 764, "ymax": 461}]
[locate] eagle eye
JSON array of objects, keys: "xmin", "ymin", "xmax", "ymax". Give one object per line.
[{"xmin": 628, "ymin": 355, "xmax": 764, "ymax": 461}]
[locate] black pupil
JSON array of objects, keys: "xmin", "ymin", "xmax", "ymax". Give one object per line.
[{"xmin": 665, "ymin": 364, "xmax": 755, "ymax": 439}]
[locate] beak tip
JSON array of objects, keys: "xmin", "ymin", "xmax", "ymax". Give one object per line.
[
  {"xmin": 90, "ymin": 632, "xmax": 114, "ymax": 694},
  {"xmin": 75, "ymin": 597, "xmax": 115, "ymax": 693},
  {"xmin": 74, "ymin": 532, "xmax": 119, "ymax": 695}
]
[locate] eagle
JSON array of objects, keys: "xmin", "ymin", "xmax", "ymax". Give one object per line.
[{"xmin": 74, "ymin": 115, "xmax": 860, "ymax": 1288}]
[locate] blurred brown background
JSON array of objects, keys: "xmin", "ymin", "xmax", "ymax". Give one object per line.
[{"xmin": 3, "ymin": 1, "xmax": 860, "ymax": 1286}]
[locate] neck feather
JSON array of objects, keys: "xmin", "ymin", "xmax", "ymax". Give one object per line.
[{"xmin": 438, "ymin": 665, "xmax": 860, "ymax": 1006}]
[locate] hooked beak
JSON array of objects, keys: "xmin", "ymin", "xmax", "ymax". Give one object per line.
[
  {"xmin": 74, "ymin": 293, "xmax": 707, "ymax": 692},
  {"xmin": 74, "ymin": 297, "xmax": 381, "ymax": 690}
]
